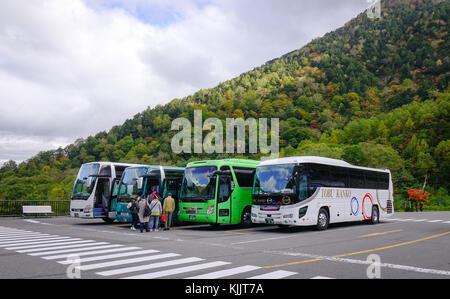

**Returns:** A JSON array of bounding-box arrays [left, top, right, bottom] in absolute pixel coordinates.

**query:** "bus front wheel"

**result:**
[[316, 208, 329, 231], [102, 217, 115, 224], [240, 207, 252, 227]]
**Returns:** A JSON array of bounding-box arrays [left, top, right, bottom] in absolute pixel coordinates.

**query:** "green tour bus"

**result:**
[[115, 165, 185, 224], [178, 159, 260, 226]]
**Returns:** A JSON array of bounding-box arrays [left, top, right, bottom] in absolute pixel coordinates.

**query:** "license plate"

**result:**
[[265, 218, 274, 224], [189, 215, 196, 221]]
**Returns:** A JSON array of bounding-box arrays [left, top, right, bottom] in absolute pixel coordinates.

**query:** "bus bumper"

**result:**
[[251, 205, 315, 226]]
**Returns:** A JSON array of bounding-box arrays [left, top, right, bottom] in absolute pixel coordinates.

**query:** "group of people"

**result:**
[[127, 192, 176, 233]]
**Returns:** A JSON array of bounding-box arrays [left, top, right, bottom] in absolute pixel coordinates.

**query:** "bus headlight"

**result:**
[[84, 205, 92, 213], [299, 206, 308, 219], [206, 205, 214, 215]]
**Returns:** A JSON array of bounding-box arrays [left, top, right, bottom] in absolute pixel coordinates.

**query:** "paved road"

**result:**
[[0, 212, 449, 279]]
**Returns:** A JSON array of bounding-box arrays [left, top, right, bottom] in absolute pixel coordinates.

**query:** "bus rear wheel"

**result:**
[[316, 208, 329, 231], [370, 206, 379, 224]]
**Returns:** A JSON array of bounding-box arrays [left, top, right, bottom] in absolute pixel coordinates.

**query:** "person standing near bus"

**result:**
[[163, 193, 175, 230], [149, 191, 162, 232], [127, 197, 140, 231], [138, 196, 150, 233]]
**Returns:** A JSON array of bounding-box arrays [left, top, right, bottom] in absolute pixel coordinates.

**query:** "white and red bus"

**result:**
[[251, 156, 394, 230]]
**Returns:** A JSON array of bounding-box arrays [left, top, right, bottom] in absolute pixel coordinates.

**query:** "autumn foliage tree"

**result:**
[[407, 189, 431, 212]]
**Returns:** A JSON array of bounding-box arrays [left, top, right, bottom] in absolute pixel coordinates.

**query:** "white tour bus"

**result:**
[[251, 156, 394, 230], [70, 162, 139, 223]]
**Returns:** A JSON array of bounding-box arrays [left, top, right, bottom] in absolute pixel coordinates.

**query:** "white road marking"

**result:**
[[28, 244, 124, 256], [0, 237, 72, 246], [96, 257, 202, 277], [266, 250, 450, 277], [123, 261, 231, 279], [186, 265, 261, 279], [247, 270, 297, 279], [42, 246, 142, 260], [427, 220, 443, 223], [0, 232, 42, 237], [0, 234, 54, 241], [58, 249, 159, 265], [77, 253, 183, 271], [231, 236, 293, 245], [311, 276, 335, 279], [16, 241, 103, 253], [5, 239, 84, 250]]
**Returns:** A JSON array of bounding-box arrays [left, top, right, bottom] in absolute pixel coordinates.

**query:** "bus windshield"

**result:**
[[180, 166, 217, 202], [72, 163, 100, 199], [118, 167, 148, 202], [253, 164, 296, 195]]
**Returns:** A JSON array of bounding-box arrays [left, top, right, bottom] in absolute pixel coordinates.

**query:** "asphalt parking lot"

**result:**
[[0, 212, 449, 279]]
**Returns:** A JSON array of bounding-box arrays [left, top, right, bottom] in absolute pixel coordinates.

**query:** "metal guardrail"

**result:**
[[0, 200, 70, 217]]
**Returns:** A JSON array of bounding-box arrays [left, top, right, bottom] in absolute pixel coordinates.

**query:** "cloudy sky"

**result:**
[[0, 0, 371, 164]]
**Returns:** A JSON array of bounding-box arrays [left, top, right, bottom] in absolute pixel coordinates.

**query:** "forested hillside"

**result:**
[[1, 0, 449, 210]]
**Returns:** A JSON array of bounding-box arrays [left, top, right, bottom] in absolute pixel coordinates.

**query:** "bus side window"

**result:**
[[377, 172, 389, 190], [349, 169, 365, 189]]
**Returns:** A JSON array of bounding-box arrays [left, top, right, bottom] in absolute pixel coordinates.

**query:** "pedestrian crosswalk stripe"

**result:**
[[28, 244, 124, 256], [58, 249, 159, 265], [0, 237, 72, 246], [42, 246, 142, 260], [96, 256, 202, 277], [78, 252, 181, 271], [5, 238, 84, 250], [123, 261, 231, 279], [186, 265, 261, 279], [247, 270, 297, 279], [0, 233, 46, 238], [17, 241, 103, 253], [0, 235, 57, 242]]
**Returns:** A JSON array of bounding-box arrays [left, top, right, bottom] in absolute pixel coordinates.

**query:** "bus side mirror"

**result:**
[[137, 177, 144, 190]]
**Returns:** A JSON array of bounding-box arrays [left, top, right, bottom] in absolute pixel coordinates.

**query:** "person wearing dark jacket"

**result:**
[[127, 197, 140, 231]]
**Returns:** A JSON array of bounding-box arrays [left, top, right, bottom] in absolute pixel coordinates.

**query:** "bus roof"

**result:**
[[81, 162, 142, 168], [186, 159, 260, 169], [123, 165, 185, 171], [258, 156, 390, 173]]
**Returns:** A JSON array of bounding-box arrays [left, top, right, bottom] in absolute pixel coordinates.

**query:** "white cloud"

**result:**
[[0, 0, 368, 163]]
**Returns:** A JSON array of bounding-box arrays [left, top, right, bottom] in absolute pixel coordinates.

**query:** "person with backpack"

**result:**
[[148, 191, 162, 232], [138, 196, 150, 233]]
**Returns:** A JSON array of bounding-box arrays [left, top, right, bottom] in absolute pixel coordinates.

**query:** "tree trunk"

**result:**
[[422, 174, 428, 191]]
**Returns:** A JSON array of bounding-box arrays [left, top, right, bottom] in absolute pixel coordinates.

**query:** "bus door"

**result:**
[[162, 177, 183, 223], [110, 179, 120, 214], [94, 178, 111, 216], [217, 166, 233, 224], [144, 178, 160, 197]]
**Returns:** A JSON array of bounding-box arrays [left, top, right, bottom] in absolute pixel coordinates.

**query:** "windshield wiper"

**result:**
[[181, 197, 209, 202], [72, 195, 88, 200]]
